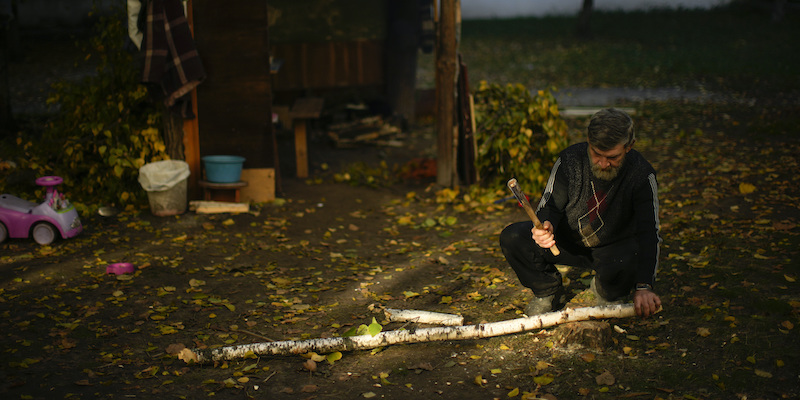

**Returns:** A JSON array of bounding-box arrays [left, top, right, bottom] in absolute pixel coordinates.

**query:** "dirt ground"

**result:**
[[2, 29, 800, 400]]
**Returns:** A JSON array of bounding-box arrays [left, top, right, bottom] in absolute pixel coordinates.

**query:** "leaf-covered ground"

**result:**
[[2, 96, 798, 399], [3, 7, 800, 400]]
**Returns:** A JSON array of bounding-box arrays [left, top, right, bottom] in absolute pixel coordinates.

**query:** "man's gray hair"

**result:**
[[587, 108, 635, 151]]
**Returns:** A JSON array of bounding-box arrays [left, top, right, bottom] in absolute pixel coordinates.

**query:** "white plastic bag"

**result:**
[[138, 160, 191, 192]]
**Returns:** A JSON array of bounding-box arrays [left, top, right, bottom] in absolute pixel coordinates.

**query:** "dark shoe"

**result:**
[[589, 277, 622, 306], [524, 288, 566, 316]]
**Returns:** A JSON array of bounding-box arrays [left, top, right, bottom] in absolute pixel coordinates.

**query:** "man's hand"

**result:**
[[633, 289, 661, 318], [531, 221, 556, 249]]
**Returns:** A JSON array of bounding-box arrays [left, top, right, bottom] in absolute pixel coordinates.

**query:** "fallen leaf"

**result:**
[[326, 351, 343, 364], [165, 343, 186, 355], [581, 353, 595, 362], [739, 182, 756, 194], [303, 359, 317, 372], [533, 373, 554, 385], [362, 392, 376, 398], [508, 387, 520, 397], [301, 384, 318, 393], [696, 327, 711, 337], [595, 370, 615, 386], [754, 369, 773, 378], [178, 348, 198, 364], [409, 362, 434, 371]]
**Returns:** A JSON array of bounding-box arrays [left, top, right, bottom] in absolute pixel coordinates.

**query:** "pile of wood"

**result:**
[[327, 116, 403, 148]]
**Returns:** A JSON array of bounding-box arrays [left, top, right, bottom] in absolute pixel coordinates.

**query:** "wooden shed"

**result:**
[[181, 0, 457, 201]]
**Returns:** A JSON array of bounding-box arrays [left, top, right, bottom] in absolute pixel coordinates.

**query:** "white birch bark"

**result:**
[[182, 304, 641, 364], [384, 308, 464, 326]]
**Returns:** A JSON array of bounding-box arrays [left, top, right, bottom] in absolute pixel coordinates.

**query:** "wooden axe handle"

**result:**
[[507, 178, 560, 256]]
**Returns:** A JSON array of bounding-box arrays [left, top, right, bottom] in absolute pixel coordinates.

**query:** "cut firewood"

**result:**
[[384, 308, 464, 326], [180, 303, 650, 364]]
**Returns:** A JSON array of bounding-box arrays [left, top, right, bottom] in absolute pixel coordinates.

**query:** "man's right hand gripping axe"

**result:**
[[507, 178, 561, 256]]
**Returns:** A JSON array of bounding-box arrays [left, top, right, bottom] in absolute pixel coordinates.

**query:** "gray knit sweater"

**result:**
[[535, 142, 662, 286]]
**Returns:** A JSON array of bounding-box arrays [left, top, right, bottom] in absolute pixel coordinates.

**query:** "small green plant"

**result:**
[[473, 81, 568, 194], [3, 7, 167, 212]]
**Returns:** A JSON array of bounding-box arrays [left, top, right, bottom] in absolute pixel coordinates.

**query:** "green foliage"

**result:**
[[4, 9, 167, 212], [341, 317, 383, 337], [473, 81, 568, 194]]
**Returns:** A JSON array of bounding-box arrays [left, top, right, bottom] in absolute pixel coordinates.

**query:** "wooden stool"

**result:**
[[198, 180, 248, 202]]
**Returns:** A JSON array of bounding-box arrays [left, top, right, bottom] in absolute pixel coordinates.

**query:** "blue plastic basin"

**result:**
[[202, 155, 245, 183]]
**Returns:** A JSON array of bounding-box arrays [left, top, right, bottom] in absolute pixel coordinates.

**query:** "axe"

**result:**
[[507, 178, 561, 256]]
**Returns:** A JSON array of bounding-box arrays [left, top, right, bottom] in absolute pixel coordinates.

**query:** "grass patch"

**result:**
[[419, 7, 800, 92]]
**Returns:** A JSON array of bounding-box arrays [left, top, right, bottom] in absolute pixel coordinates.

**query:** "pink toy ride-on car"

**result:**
[[0, 176, 83, 245]]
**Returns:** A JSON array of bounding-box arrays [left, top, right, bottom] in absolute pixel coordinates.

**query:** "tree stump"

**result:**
[[553, 320, 613, 351], [553, 287, 616, 351]]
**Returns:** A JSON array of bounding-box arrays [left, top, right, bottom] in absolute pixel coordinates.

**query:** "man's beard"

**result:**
[[591, 158, 624, 180]]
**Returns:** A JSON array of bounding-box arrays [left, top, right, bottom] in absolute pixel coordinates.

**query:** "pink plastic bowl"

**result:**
[[106, 263, 135, 275]]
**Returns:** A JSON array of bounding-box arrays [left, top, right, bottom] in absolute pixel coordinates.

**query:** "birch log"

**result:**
[[384, 308, 464, 326], [181, 304, 643, 364]]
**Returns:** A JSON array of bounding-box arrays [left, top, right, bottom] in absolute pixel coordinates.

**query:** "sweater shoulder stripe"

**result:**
[[537, 157, 562, 212]]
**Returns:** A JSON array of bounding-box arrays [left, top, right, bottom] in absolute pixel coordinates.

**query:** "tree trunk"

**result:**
[[181, 304, 641, 364], [162, 106, 185, 160], [577, 0, 594, 39]]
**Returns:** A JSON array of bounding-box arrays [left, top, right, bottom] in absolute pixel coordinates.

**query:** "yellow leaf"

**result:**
[[784, 275, 796, 283], [508, 387, 520, 397], [490, 368, 502, 374], [535, 361, 549, 371], [474, 375, 484, 386], [754, 369, 773, 378], [747, 356, 756, 364], [533, 373, 554, 385], [738, 182, 756, 194], [326, 351, 342, 364], [222, 219, 235, 226]]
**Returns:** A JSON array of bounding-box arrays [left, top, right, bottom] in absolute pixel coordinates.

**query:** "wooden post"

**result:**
[[182, 0, 201, 199], [435, 0, 458, 187]]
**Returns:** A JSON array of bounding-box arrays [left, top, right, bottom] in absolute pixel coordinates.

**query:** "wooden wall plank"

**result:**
[[192, 0, 274, 172]]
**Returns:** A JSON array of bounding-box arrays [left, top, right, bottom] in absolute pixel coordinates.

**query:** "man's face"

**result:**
[[588, 143, 630, 180]]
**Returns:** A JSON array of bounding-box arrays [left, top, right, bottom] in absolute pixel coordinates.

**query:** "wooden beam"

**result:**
[[182, 0, 201, 199], [435, 0, 458, 187]]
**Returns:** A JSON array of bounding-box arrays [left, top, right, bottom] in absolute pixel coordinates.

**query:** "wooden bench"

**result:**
[[289, 97, 324, 178]]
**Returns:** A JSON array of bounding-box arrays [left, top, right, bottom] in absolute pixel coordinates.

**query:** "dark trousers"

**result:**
[[499, 221, 638, 300]]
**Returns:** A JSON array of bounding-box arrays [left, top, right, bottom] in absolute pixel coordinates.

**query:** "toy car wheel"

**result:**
[[32, 222, 57, 245], [0, 222, 7, 244]]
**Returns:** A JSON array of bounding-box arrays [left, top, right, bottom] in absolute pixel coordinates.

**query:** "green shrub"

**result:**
[[473, 82, 568, 194], [2, 9, 167, 213]]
